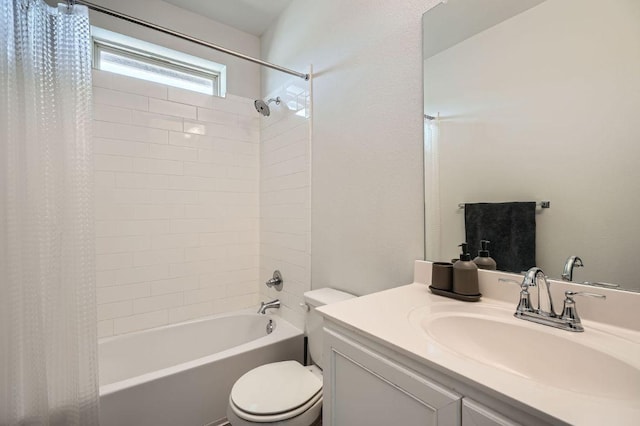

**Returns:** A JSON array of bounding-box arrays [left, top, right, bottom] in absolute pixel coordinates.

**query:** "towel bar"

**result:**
[[458, 201, 550, 209]]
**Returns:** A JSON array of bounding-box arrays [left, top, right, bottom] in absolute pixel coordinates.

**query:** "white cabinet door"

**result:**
[[462, 398, 521, 426], [324, 328, 461, 426]]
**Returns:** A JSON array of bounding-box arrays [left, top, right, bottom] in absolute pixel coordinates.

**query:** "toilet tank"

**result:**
[[304, 288, 355, 369]]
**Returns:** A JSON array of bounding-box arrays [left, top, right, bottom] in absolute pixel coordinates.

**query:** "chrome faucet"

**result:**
[[257, 299, 280, 315], [562, 256, 583, 281], [524, 267, 556, 317], [500, 267, 605, 332]]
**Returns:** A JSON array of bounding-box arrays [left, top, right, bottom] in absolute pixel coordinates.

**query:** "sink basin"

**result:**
[[409, 306, 640, 401]]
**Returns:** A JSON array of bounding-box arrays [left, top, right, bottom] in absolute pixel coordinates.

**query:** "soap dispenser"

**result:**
[[473, 240, 497, 270], [453, 243, 479, 295]]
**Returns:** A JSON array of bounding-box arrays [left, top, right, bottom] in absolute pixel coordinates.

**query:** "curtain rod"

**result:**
[[73, 0, 310, 81]]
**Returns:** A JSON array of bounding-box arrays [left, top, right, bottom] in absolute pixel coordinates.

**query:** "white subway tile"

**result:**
[[113, 188, 166, 204], [226, 281, 257, 297], [212, 294, 255, 314], [95, 171, 116, 187], [113, 310, 168, 335], [261, 204, 307, 219], [96, 235, 150, 254], [96, 252, 133, 271], [132, 204, 184, 220], [94, 138, 150, 158], [108, 73, 168, 99], [92, 69, 111, 88], [148, 144, 198, 162], [115, 172, 169, 189], [130, 110, 184, 131], [164, 190, 199, 204], [214, 139, 258, 156], [115, 264, 169, 285], [261, 171, 308, 192], [95, 154, 132, 172], [168, 302, 213, 323], [94, 121, 168, 145], [97, 283, 150, 304], [96, 270, 116, 287], [262, 119, 308, 147], [132, 158, 183, 175], [93, 87, 148, 111], [149, 98, 197, 119], [195, 108, 238, 126], [96, 220, 168, 237], [133, 293, 183, 314], [98, 300, 133, 320], [134, 248, 184, 267], [150, 276, 199, 295], [228, 166, 258, 181], [261, 217, 308, 234], [168, 87, 218, 109], [94, 201, 136, 221], [261, 231, 308, 252], [151, 233, 199, 249], [197, 149, 234, 165], [260, 188, 308, 205], [183, 162, 227, 178], [169, 219, 209, 234], [169, 175, 216, 191], [183, 287, 218, 305], [184, 246, 227, 262], [262, 140, 307, 166], [97, 320, 114, 338], [261, 155, 307, 180], [169, 131, 215, 150], [169, 260, 220, 277], [93, 104, 133, 124], [216, 178, 257, 193]]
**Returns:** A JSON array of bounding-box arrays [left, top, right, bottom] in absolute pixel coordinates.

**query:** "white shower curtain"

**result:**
[[0, 1, 99, 425], [424, 116, 441, 261]]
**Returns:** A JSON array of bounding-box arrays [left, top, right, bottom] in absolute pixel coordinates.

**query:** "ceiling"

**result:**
[[163, 0, 293, 36]]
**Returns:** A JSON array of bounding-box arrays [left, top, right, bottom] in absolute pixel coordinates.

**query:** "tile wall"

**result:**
[[92, 70, 261, 337], [259, 79, 312, 330]]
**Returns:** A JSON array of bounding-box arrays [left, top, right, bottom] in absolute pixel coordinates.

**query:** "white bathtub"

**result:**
[[99, 312, 303, 426]]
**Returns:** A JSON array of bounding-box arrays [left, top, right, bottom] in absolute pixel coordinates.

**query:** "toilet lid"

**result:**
[[231, 361, 322, 415]]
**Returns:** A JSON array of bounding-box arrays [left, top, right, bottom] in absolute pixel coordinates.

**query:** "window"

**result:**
[[92, 27, 226, 96]]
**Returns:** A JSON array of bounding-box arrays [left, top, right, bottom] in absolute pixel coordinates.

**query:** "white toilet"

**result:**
[[227, 288, 355, 426]]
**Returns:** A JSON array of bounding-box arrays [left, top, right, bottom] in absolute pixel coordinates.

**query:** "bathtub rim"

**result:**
[[99, 310, 302, 396]]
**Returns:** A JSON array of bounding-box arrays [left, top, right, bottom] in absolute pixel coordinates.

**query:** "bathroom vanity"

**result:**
[[318, 261, 640, 426]]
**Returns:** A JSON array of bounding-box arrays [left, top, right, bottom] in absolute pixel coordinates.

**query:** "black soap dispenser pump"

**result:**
[[473, 240, 497, 270], [453, 243, 479, 295]]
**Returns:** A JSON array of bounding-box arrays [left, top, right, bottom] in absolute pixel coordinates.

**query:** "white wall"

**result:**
[[259, 78, 311, 330], [424, 0, 640, 288], [89, 0, 261, 99], [261, 0, 440, 296], [93, 70, 260, 337]]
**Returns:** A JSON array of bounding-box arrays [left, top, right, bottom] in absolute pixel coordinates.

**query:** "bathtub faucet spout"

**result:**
[[257, 299, 280, 314]]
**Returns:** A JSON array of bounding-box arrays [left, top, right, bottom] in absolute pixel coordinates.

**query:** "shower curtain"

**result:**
[[0, 1, 99, 425]]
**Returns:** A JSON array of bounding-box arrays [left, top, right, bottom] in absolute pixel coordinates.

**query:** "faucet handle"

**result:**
[[499, 278, 534, 313], [498, 277, 536, 288], [560, 291, 606, 330], [564, 290, 606, 300]]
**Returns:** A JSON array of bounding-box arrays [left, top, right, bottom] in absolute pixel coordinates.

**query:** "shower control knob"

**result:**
[[265, 270, 283, 291]]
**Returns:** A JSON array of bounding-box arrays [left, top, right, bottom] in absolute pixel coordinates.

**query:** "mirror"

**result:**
[[423, 0, 640, 291]]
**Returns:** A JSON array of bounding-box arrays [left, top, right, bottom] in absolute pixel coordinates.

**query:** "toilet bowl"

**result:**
[[226, 288, 355, 425]]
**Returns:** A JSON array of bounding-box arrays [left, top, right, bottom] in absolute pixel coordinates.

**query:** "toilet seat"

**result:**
[[229, 361, 323, 423]]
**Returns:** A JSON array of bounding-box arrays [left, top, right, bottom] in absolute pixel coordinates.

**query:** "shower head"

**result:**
[[254, 97, 281, 117]]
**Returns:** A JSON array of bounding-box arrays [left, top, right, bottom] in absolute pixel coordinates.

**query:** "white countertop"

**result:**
[[318, 282, 640, 426]]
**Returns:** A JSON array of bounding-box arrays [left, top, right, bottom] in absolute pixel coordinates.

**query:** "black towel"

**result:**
[[464, 202, 536, 273]]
